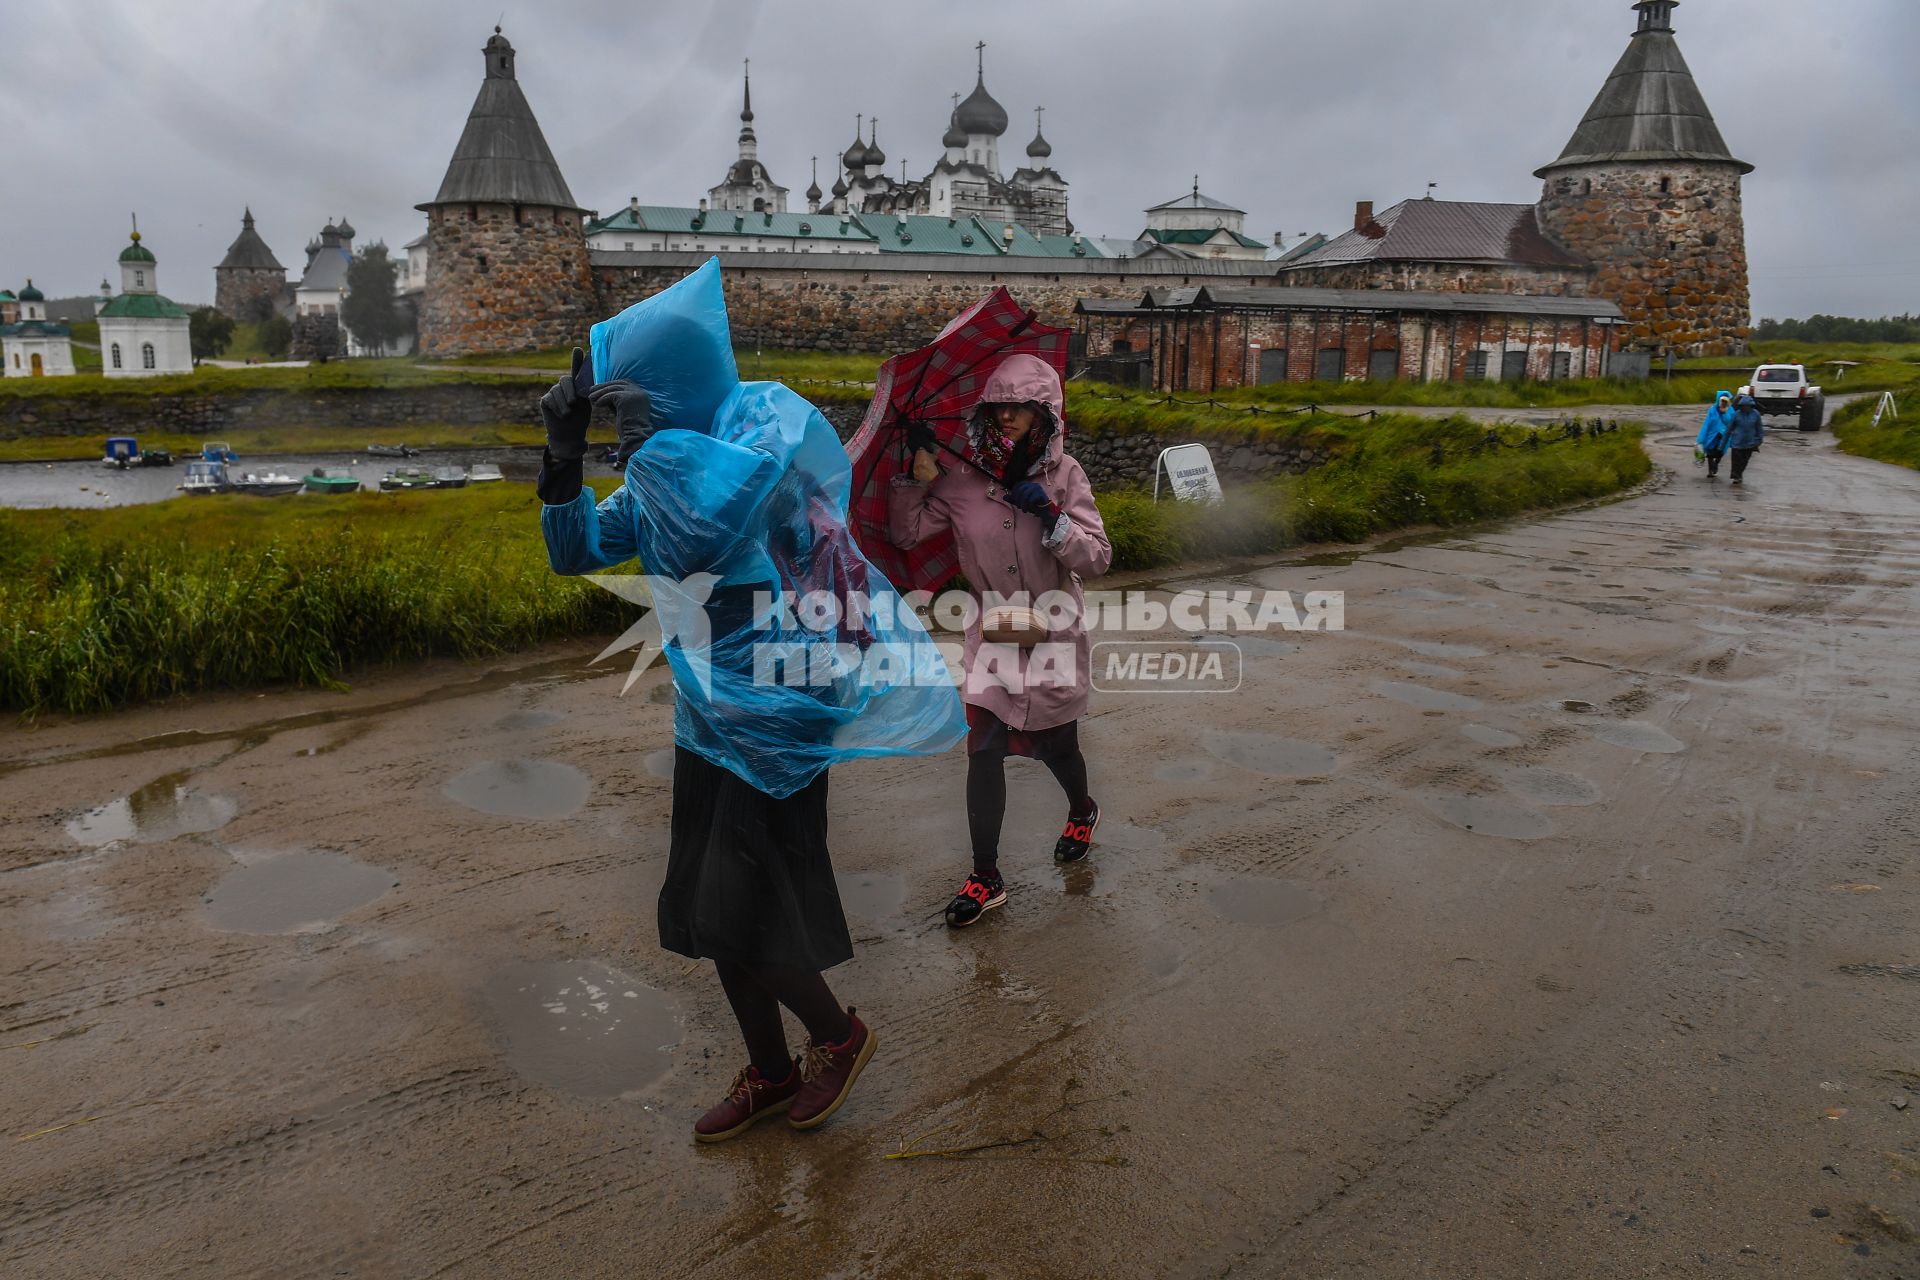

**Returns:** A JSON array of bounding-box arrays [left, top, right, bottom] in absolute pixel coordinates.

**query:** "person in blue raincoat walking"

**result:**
[[1725, 393, 1766, 486], [534, 261, 964, 1144], [1696, 390, 1734, 479]]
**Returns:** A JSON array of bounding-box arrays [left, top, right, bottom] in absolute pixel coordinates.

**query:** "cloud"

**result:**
[[2, 0, 1910, 320]]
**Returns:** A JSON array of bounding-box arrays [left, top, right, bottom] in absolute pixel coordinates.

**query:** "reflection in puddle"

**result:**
[[1499, 766, 1603, 807], [1422, 796, 1559, 840], [1371, 681, 1483, 712], [642, 748, 677, 780], [66, 772, 239, 847], [1587, 720, 1685, 754], [205, 851, 394, 933], [647, 682, 677, 706], [1460, 723, 1523, 749], [1202, 731, 1337, 778], [299, 721, 375, 758], [837, 871, 907, 920], [488, 960, 678, 1098], [1207, 877, 1323, 926], [443, 759, 591, 819]]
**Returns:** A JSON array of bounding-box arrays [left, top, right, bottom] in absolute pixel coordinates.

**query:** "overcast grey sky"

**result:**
[[3, 1, 1914, 320]]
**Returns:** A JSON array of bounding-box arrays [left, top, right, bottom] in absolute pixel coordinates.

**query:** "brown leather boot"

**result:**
[[788, 1010, 877, 1130], [694, 1059, 802, 1143]]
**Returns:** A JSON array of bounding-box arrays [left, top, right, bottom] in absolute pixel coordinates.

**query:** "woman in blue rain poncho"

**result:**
[[536, 261, 963, 1142], [1696, 390, 1734, 479]]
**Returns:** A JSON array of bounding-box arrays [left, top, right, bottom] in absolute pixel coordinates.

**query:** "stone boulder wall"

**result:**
[[0, 383, 543, 441]]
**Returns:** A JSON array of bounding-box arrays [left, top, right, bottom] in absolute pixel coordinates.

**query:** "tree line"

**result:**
[[1755, 314, 1920, 344]]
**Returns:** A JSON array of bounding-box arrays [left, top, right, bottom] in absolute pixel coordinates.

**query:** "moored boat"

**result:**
[[431, 466, 468, 489], [179, 460, 233, 495], [380, 465, 438, 491], [304, 467, 361, 495], [230, 470, 303, 497], [102, 437, 174, 468], [201, 441, 238, 463], [467, 463, 504, 484]]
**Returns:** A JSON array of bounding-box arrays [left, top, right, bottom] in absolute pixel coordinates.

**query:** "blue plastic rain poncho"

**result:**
[[1727, 394, 1766, 450], [541, 259, 965, 797], [1697, 390, 1734, 453]]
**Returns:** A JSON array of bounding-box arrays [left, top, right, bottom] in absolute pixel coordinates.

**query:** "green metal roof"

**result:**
[[118, 239, 157, 263], [98, 292, 189, 319], [1144, 227, 1267, 250], [17, 281, 44, 301], [587, 205, 878, 244], [0, 319, 70, 338]]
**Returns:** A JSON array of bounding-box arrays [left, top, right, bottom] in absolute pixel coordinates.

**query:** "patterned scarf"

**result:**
[[968, 403, 1057, 480]]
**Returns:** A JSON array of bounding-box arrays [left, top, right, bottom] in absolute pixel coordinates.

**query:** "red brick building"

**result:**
[[1075, 286, 1625, 392]]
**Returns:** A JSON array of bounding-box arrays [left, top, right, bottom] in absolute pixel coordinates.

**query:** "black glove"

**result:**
[[588, 380, 656, 467], [539, 347, 593, 461], [904, 419, 938, 457], [1007, 480, 1060, 521]]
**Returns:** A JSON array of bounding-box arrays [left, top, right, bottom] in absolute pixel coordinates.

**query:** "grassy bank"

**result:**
[[0, 358, 545, 400], [0, 423, 547, 463], [0, 402, 1649, 716], [1830, 393, 1918, 471]]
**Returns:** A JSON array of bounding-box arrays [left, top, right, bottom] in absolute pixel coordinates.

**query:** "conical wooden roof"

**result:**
[[419, 30, 583, 211]]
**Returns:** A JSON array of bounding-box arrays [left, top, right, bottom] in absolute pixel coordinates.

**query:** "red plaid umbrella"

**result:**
[[844, 287, 1071, 593]]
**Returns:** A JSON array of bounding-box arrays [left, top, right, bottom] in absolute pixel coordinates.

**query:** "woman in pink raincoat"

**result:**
[[889, 353, 1112, 926]]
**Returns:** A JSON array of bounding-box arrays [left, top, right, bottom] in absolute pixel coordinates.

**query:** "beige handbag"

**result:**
[[980, 604, 1052, 648]]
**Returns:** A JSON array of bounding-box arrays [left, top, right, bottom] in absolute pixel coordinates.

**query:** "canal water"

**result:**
[[0, 446, 566, 509]]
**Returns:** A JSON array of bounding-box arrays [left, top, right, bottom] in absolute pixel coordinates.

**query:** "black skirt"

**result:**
[[658, 746, 852, 972]]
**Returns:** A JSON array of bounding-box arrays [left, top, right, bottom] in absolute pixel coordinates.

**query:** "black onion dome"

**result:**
[[956, 75, 1007, 136], [1026, 127, 1051, 159], [863, 123, 885, 168], [943, 112, 967, 150]]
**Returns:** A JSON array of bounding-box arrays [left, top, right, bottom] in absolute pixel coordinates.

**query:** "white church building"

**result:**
[[1, 280, 76, 378], [98, 225, 193, 378]]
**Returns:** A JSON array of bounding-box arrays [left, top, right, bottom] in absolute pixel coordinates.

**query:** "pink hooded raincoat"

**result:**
[[888, 354, 1112, 731]]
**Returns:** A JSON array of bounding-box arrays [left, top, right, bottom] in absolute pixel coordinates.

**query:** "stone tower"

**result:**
[[416, 28, 595, 357], [1535, 0, 1752, 356], [214, 208, 287, 323]]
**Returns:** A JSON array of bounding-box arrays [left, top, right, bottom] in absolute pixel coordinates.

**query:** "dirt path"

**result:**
[[4, 421, 1918, 1278]]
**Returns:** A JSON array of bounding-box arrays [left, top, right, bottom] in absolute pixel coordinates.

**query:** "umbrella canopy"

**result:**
[[844, 287, 1071, 592]]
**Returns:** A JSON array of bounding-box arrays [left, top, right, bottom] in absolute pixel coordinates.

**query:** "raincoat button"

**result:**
[[1003, 518, 1014, 529], [1005, 564, 1017, 575]]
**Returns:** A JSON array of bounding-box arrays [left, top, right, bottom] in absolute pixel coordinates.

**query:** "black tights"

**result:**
[[714, 959, 852, 1079], [968, 747, 1092, 872]]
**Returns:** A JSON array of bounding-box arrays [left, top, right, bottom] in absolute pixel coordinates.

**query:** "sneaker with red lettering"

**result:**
[[788, 1009, 877, 1130], [944, 869, 1007, 928], [1053, 801, 1101, 864], [693, 1058, 802, 1143]]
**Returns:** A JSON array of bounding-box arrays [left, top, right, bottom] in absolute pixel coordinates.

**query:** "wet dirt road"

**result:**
[[4, 413, 1919, 1278]]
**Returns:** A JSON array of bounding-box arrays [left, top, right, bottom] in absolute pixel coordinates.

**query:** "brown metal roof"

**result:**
[[1077, 285, 1623, 322], [1280, 200, 1587, 271]]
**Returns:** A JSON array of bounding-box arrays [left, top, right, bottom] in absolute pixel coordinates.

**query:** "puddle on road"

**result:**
[[1559, 700, 1598, 714], [1398, 660, 1465, 680], [1499, 766, 1603, 807], [647, 682, 677, 706], [488, 960, 679, 1098], [642, 748, 677, 780], [66, 772, 239, 847], [1586, 720, 1686, 753], [204, 851, 394, 933], [837, 871, 907, 920], [1155, 758, 1216, 784], [1207, 877, 1324, 926], [443, 760, 591, 819], [1202, 731, 1337, 778], [496, 708, 567, 731], [1422, 796, 1559, 840], [1372, 681, 1484, 712], [1460, 723, 1523, 749]]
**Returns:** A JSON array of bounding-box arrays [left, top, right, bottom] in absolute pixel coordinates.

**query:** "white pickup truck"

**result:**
[[1738, 363, 1826, 431]]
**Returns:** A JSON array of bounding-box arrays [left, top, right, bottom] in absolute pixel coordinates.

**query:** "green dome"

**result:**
[[17, 280, 44, 302], [119, 234, 157, 263]]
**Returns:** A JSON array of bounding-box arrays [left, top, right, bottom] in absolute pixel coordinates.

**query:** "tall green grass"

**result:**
[[0, 408, 1650, 716], [0, 358, 544, 401], [1831, 392, 1919, 471]]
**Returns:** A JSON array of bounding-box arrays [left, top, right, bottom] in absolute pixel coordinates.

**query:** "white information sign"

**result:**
[[1153, 444, 1224, 505]]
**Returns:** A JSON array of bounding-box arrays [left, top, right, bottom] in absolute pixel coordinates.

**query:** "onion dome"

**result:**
[[806, 158, 823, 205], [18, 278, 44, 302], [863, 121, 885, 169], [831, 174, 849, 198], [956, 45, 1008, 137], [336, 217, 356, 240], [1027, 127, 1051, 159], [843, 115, 869, 172], [943, 111, 967, 150], [119, 229, 156, 263]]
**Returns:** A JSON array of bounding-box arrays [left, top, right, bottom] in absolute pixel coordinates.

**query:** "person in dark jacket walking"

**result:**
[[1726, 393, 1766, 486]]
